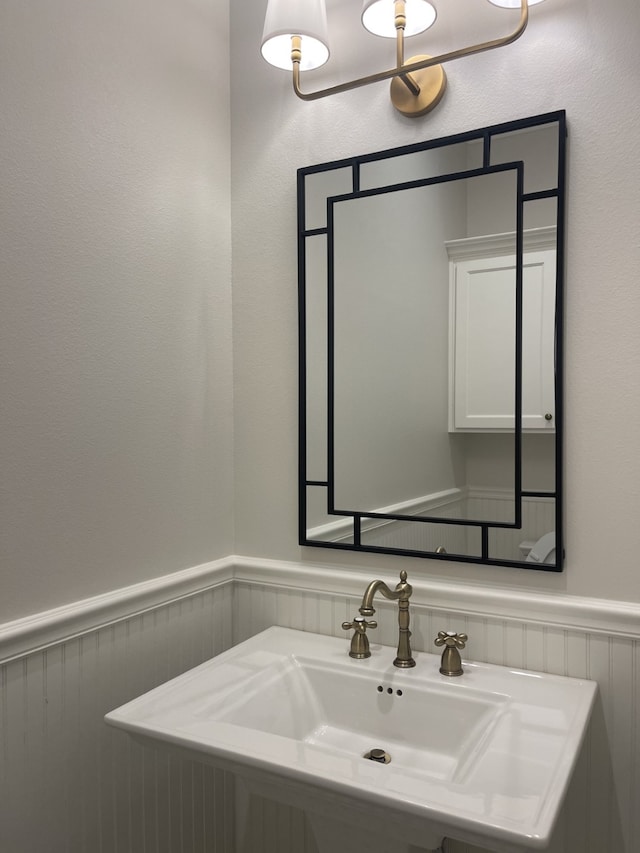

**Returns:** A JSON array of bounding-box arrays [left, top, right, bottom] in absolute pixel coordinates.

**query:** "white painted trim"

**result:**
[[308, 487, 551, 547], [2, 553, 640, 663], [445, 226, 557, 261], [233, 556, 640, 640], [0, 557, 234, 664], [306, 487, 464, 541], [466, 486, 554, 503]]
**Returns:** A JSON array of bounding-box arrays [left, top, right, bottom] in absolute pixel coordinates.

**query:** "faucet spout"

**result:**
[[359, 579, 396, 617], [358, 570, 415, 668]]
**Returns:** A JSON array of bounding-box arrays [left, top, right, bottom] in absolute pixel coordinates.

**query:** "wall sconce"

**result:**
[[261, 0, 544, 117]]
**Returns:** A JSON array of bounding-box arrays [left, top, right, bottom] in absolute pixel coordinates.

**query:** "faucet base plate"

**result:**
[[394, 657, 416, 668], [439, 667, 463, 677]]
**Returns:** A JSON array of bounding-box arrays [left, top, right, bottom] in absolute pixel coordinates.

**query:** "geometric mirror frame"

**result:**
[[298, 111, 566, 571]]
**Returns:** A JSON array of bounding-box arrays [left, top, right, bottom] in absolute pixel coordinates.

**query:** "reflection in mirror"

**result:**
[[299, 113, 566, 570], [359, 140, 484, 191], [332, 171, 518, 524]]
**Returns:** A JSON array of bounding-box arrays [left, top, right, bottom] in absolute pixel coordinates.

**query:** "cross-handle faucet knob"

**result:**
[[434, 630, 468, 677], [342, 615, 377, 659]]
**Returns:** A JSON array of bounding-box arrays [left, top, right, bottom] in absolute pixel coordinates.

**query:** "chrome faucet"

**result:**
[[343, 570, 415, 668]]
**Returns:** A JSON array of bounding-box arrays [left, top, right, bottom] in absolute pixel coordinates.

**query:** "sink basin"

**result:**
[[105, 626, 597, 853], [205, 652, 505, 784]]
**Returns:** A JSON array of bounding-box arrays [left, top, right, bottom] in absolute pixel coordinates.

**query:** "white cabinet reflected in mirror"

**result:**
[[299, 112, 566, 570]]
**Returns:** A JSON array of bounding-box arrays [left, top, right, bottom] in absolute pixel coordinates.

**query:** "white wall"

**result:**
[[3, 0, 637, 620], [0, 0, 234, 621], [231, 0, 640, 601]]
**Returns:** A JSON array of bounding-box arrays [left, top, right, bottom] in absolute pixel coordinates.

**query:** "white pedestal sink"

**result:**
[[306, 813, 439, 853], [105, 626, 596, 853]]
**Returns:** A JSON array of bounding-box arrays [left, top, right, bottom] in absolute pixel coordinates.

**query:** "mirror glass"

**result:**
[[299, 113, 566, 570]]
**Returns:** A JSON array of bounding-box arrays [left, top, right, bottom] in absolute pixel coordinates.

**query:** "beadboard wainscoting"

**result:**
[[1, 556, 639, 853], [0, 566, 236, 853]]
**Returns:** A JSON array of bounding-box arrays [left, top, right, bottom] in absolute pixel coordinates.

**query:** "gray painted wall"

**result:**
[[0, 0, 234, 621], [231, 0, 640, 601]]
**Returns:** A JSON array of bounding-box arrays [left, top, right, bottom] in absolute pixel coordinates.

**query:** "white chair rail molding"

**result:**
[[2, 556, 640, 853]]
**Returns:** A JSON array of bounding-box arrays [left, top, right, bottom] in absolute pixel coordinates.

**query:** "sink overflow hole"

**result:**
[[377, 685, 403, 696], [364, 748, 391, 764]]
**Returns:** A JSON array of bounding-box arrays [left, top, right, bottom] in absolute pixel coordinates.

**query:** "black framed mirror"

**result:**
[[298, 111, 566, 571]]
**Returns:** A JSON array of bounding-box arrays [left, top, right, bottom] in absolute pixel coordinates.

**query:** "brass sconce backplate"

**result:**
[[389, 55, 447, 116]]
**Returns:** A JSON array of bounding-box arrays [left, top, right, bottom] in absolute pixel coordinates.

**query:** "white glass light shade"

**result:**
[[261, 0, 330, 71], [486, 0, 545, 7], [361, 0, 436, 38]]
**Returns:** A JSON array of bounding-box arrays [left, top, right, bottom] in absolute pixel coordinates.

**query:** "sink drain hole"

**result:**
[[364, 748, 391, 764]]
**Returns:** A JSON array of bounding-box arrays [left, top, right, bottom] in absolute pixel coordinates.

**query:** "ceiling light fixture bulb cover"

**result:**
[[486, 0, 545, 7], [261, 0, 330, 71], [361, 0, 437, 38]]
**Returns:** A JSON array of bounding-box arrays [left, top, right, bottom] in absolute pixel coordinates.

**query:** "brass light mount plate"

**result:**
[[390, 55, 447, 117]]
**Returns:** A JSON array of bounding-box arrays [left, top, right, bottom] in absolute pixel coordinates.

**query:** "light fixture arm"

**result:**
[[395, 1, 422, 97], [291, 0, 528, 103]]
